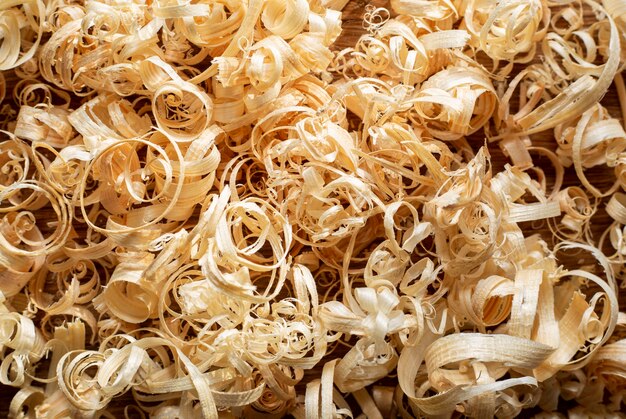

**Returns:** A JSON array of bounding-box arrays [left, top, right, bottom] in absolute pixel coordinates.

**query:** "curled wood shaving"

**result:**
[[0, 0, 626, 418]]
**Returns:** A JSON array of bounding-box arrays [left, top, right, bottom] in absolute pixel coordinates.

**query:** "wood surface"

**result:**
[[1, 0, 625, 417]]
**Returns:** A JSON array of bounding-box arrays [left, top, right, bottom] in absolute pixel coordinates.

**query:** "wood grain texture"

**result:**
[[1, 0, 624, 417]]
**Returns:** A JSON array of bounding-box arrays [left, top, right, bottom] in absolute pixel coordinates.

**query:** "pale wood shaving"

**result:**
[[0, 0, 625, 418]]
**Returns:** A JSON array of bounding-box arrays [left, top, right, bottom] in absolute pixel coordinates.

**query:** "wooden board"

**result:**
[[1, 0, 624, 417]]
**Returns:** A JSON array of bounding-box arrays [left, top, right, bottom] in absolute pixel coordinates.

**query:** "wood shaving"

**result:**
[[1, 0, 626, 417]]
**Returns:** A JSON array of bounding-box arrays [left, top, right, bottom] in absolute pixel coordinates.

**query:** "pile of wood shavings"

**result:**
[[1, 0, 626, 417]]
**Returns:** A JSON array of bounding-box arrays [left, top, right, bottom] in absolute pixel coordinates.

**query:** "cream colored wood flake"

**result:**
[[0, 0, 625, 418]]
